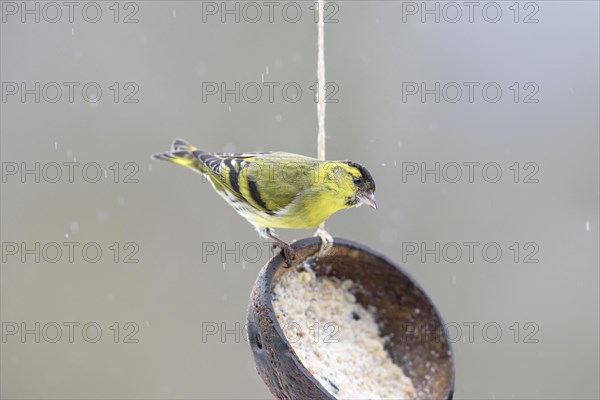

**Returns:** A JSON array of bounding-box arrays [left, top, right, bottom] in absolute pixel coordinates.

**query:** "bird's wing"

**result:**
[[190, 150, 259, 204], [197, 151, 318, 216], [240, 153, 319, 215]]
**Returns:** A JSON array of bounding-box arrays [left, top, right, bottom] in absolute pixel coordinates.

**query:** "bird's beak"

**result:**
[[358, 191, 377, 210]]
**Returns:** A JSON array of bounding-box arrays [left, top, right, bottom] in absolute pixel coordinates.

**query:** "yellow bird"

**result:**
[[152, 139, 377, 263]]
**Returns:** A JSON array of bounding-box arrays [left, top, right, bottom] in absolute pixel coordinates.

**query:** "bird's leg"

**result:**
[[314, 226, 334, 258], [297, 227, 333, 271], [260, 228, 295, 267]]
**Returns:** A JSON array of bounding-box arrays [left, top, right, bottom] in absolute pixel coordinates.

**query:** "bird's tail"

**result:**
[[151, 139, 210, 174]]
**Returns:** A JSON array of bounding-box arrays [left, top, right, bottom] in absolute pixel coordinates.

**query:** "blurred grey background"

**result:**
[[1, 1, 598, 399]]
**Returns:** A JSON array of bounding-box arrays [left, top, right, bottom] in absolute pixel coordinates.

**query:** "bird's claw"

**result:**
[[273, 242, 295, 267], [315, 227, 334, 257]]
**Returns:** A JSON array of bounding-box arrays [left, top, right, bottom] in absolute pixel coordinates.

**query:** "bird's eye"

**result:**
[[353, 177, 362, 185]]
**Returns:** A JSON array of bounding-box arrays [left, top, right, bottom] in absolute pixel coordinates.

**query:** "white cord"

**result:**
[[315, 0, 333, 254], [317, 0, 326, 166]]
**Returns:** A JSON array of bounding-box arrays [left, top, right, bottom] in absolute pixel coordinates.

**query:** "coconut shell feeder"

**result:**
[[247, 237, 455, 399]]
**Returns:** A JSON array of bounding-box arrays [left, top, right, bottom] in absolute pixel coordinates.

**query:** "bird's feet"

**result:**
[[262, 228, 295, 267], [315, 226, 334, 257], [271, 241, 295, 267]]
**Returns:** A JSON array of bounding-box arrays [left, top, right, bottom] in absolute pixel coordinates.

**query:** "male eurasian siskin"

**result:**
[[152, 139, 376, 263]]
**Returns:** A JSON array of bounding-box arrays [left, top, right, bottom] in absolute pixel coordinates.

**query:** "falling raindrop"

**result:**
[[54, 142, 58, 150], [172, 9, 177, 18], [585, 220, 590, 232], [69, 221, 80, 233], [275, 114, 282, 122]]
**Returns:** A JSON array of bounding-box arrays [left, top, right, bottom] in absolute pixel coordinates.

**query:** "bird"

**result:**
[[151, 139, 377, 264]]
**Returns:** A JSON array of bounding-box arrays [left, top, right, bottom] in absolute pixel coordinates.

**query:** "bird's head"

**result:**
[[325, 161, 377, 210]]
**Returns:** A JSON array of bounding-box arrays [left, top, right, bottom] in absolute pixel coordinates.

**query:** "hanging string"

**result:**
[[315, 0, 333, 253], [317, 0, 326, 166]]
